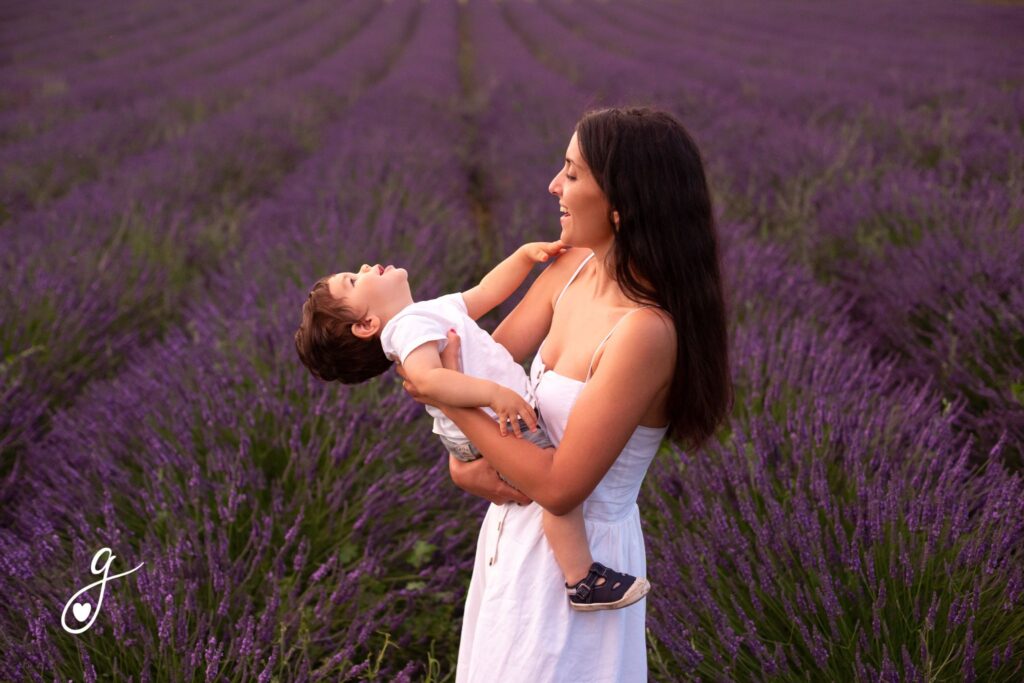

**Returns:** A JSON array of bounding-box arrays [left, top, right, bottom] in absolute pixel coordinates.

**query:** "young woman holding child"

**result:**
[[396, 106, 732, 682]]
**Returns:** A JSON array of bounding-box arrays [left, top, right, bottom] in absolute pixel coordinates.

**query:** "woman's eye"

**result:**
[[567, 175, 577, 181], [350, 277, 357, 286]]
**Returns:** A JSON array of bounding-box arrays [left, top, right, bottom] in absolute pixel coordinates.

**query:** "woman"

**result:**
[[398, 106, 731, 682]]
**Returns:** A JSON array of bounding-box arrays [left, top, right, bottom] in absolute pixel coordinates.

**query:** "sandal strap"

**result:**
[[570, 562, 638, 605], [570, 563, 611, 603]]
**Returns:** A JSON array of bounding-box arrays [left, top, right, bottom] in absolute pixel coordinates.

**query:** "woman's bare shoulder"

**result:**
[[550, 246, 592, 275], [542, 247, 592, 304], [611, 306, 676, 369], [637, 305, 675, 337]]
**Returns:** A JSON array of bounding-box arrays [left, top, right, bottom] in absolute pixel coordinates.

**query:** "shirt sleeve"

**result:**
[[383, 314, 449, 365]]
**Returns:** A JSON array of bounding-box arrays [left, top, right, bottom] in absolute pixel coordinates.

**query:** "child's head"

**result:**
[[294, 264, 411, 384]]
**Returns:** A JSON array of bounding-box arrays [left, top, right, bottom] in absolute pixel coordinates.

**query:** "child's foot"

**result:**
[[565, 562, 651, 611]]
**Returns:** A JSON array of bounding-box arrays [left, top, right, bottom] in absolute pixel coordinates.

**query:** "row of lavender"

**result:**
[[477, 0, 1023, 679], [1, 0, 376, 209], [1, 0, 1021, 680], [2, 0, 495, 679], [0, 0, 399, 468]]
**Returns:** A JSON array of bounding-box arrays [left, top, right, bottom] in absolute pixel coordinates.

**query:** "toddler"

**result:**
[[294, 241, 651, 611]]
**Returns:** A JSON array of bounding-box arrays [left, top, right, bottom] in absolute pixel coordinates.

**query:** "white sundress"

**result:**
[[456, 252, 670, 683]]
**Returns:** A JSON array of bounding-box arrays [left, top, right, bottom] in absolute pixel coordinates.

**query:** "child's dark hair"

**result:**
[[294, 276, 393, 384]]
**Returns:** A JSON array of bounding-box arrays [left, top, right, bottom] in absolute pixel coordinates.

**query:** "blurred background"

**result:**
[[1, 0, 1022, 680]]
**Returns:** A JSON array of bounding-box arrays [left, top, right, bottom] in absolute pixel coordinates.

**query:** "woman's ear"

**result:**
[[611, 209, 620, 231], [351, 316, 381, 339]]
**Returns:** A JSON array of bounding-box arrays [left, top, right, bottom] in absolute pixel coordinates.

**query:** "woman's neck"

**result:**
[[585, 242, 626, 302], [587, 241, 657, 306]]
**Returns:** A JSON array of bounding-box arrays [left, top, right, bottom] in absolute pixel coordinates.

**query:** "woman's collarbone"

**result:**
[[545, 305, 647, 378]]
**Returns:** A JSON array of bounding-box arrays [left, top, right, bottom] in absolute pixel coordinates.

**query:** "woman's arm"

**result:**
[[448, 453, 531, 506], [403, 347, 536, 429], [490, 247, 590, 363], [396, 332, 532, 506], [443, 310, 675, 515]]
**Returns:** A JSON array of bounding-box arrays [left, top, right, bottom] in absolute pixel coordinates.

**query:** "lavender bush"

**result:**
[[1, 0, 1021, 680]]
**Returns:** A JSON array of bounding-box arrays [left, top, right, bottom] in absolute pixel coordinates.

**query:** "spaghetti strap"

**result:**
[[584, 306, 655, 382], [538, 252, 594, 359], [554, 251, 595, 310]]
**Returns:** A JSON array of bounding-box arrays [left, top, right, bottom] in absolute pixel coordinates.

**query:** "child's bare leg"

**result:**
[[542, 505, 600, 586]]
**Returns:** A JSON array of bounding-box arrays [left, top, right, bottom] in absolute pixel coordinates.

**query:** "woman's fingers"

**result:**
[[440, 329, 462, 371], [448, 453, 533, 506], [450, 455, 516, 504], [498, 479, 532, 505]]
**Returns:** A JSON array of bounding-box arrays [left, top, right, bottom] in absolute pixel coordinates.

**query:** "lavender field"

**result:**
[[1, 0, 1022, 680]]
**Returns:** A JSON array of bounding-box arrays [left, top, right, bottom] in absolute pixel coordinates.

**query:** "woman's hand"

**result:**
[[438, 329, 462, 371], [449, 453, 532, 506], [394, 364, 442, 408], [395, 329, 463, 406]]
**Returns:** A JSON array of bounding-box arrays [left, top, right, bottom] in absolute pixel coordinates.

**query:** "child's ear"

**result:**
[[351, 315, 382, 340]]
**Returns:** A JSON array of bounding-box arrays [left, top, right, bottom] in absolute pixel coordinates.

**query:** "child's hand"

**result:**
[[520, 240, 570, 264], [488, 386, 539, 438]]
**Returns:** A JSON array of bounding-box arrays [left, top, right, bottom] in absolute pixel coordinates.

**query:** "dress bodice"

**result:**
[[526, 250, 669, 522], [529, 341, 667, 522]]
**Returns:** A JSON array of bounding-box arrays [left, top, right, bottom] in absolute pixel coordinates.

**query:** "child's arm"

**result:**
[[400, 342, 538, 434], [461, 240, 570, 321]]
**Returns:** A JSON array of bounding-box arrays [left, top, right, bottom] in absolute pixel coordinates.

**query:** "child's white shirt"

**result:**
[[379, 292, 534, 440]]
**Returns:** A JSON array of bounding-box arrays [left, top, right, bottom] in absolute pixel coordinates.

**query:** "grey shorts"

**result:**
[[439, 417, 554, 489]]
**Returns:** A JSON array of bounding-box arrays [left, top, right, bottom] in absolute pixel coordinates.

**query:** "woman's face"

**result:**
[[548, 131, 615, 249]]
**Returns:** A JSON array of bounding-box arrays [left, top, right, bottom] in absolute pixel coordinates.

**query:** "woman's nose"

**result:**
[[360, 264, 369, 273]]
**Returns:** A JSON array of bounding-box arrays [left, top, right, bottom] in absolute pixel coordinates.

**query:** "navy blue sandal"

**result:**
[[566, 562, 651, 612]]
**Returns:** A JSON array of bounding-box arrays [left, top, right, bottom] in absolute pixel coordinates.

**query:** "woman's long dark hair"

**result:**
[[576, 106, 732, 451]]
